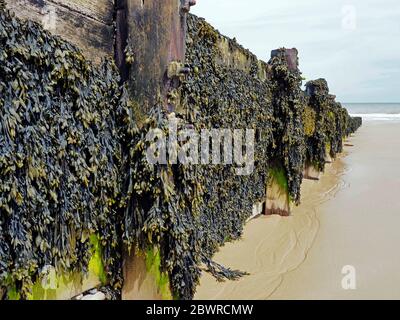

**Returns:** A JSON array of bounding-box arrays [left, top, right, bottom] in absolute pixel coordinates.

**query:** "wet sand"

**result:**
[[195, 121, 400, 300]]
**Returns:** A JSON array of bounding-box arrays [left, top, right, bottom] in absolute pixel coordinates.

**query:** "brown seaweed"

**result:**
[[0, 8, 361, 301]]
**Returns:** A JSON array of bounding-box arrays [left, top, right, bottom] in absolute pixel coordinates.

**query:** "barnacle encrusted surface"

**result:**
[[0, 9, 125, 298]]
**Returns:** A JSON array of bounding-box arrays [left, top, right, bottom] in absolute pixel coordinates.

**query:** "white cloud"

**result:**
[[192, 0, 400, 102]]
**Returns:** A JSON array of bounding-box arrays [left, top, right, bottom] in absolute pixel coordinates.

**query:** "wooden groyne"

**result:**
[[0, 0, 361, 300]]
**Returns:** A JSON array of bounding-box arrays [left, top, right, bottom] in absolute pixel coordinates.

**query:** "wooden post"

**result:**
[[120, 0, 195, 300], [271, 48, 299, 71], [5, 0, 196, 300], [122, 0, 195, 120]]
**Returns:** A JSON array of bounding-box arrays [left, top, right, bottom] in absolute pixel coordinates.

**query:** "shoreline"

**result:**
[[270, 121, 400, 299], [195, 120, 400, 300], [195, 149, 350, 300]]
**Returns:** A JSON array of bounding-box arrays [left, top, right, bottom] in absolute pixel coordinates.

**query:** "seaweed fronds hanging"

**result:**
[[0, 9, 125, 298], [0, 8, 362, 301]]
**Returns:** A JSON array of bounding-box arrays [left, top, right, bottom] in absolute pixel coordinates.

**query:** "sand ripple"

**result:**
[[195, 158, 347, 300]]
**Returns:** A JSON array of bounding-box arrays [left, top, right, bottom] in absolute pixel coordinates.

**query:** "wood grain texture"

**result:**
[[48, 0, 114, 23], [5, 0, 114, 64], [126, 0, 187, 117]]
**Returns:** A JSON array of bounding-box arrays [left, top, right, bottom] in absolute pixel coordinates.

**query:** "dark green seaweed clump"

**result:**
[[304, 79, 337, 171], [347, 116, 362, 136], [121, 112, 205, 300], [120, 15, 273, 300], [0, 9, 125, 297]]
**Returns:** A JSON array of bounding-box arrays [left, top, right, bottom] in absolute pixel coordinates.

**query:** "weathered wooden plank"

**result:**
[[214, 36, 268, 81], [48, 0, 114, 24], [265, 178, 291, 216], [115, 0, 129, 81], [5, 0, 114, 64], [125, 0, 196, 118], [122, 249, 172, 300], [118, 1, 197, 299]]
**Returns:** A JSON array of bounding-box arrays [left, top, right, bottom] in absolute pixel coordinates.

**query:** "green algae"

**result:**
[[326, 142, 332, 157], [7, 285, 20, 300], [268, 166, 293, 205], [4, 234, 107, 300], [144, 247, 172, 300], [269, 167, 289, 194], [89, 235, 107, 285]]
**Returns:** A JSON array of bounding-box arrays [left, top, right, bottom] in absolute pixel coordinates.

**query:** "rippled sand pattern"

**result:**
[[195, 154, 348, 300], [197, 122, 400, 299]]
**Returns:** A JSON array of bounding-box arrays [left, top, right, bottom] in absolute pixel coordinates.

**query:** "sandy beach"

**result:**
[[195, 121, 400, 300]]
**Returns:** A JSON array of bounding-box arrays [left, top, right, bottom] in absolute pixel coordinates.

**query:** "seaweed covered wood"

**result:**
[[183, 15, 274, 249], [4, 0, 114, 64], [120, 15, 273, 300], [347, 116, 362, 136], [267, 48, 306, 204], [0, 4, 363, 301], [120, 112, 205, 300], [183, 13, 275, 282], [87, 14, 363, 301], [304, 79, 362, 172], [0, 8, 126, 298]]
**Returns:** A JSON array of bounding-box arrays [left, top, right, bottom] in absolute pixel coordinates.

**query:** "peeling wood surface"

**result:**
[[5, 0, 113, 64], [115, 0, 129, 82]]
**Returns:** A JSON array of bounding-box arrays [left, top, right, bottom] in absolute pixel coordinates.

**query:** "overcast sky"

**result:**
[[192, 0, 400, 103]]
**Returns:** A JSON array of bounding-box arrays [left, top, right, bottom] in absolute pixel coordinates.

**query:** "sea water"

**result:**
[[344, 103, 400, 122]]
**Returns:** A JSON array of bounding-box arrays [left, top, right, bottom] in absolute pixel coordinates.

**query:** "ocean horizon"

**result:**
[[343, 103, 400, 121]]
